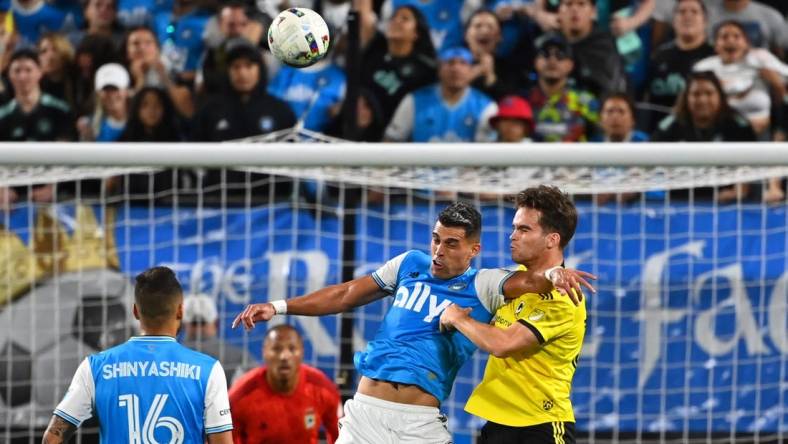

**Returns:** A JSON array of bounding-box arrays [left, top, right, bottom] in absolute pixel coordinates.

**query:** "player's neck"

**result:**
[[521, 251, 563, 272], [266, 369, 299, 394], [138, 321, 179, 338]]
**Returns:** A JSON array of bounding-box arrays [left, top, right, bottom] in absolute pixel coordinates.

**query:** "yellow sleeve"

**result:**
[[514, 298, 575, 344]]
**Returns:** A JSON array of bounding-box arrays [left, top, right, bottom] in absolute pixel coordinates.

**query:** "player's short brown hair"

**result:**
[[134, 266, 183, 322], [515, 186, 577, 249]]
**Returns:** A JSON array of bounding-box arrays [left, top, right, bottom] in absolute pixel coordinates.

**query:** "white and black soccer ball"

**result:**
[[267, 8, 330, 67], [0, 269, 134, 428]]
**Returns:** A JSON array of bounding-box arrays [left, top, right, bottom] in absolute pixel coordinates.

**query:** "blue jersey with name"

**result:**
[[267, 63, 346, 132], [154, 9, 210, 74], [363, 250, 509, 401], [411, 85, 494, 142], [54, 336, 233, 443], [389, 0, 463, 51]]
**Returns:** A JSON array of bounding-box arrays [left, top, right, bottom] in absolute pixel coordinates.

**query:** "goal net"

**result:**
[[0, 137, 786, 444]]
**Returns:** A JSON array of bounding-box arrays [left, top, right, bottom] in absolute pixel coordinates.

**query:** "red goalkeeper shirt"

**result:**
[[229, 365, 341, 444]]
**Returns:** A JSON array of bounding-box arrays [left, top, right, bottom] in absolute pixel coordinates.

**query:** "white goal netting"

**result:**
[[0, 138, 785, 444]]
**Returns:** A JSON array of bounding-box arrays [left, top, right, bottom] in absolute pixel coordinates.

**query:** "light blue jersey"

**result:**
[[153, 9, 210, 74], [384, 85, 497, 142], [95, 117, 126, 142], [267, 62, 346, 133], [388, 0, 465, 51], [362, 250, 510, 401], [0, 0, 66, 48], [54, 336, 233, 443], [117, 0, 173, 27]]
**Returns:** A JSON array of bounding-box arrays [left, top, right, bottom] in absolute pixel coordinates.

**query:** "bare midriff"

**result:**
[[357, 376, 440, 407]]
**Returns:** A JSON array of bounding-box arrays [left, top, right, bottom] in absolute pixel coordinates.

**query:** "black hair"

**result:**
[[265, 324, 303, 344], [601, 92, 636, 117], [9, 48, 40, 67], [438, 202, 482, 241], [120, 86, 182, 142], [515, 186, 577, 249], [675, 70, 734, 125], [134, 266, 183, 322], [391, 5, 436, 59]]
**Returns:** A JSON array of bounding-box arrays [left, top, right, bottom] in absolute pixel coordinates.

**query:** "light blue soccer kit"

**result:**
[[55, 336, 233, 443], [337, 250, 511, 443]]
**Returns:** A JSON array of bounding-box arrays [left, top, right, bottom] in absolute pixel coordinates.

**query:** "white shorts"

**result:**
[[336, 393, 453, 444]]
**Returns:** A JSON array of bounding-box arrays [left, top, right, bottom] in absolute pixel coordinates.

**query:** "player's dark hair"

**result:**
[[674, 0, 707, 17], [515, 186, 577, 249], [438, 202, 482, 241], [265, 324, 303, 344], [134, 266, 183, 322], [9, 48, 40, 67]]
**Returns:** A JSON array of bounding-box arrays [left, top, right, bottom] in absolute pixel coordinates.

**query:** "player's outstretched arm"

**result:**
[[41, 415, 77, 444], [503, 267, 596, 305], [233, 275, 387, 330], [439, 305, 539, 358], [207, 431, 233, 444]]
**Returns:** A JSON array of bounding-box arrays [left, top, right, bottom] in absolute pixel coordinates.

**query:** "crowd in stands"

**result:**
[[0, 0, 787, 201]]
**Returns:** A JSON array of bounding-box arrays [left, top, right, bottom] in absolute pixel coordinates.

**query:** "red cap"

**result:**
[[490, 96, 534, 129]]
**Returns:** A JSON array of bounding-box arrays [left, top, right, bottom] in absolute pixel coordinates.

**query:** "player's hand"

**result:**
[[232, 303, 276, 330], [549, 268, 597, 305], [439, 304, 471, 332]]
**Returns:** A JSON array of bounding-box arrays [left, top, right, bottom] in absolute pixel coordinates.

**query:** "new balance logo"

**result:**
[[392, 282, 452, 322]]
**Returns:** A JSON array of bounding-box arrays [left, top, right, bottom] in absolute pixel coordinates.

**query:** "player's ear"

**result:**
[[546, 232, 561, 249], [175, 302, 184, 321], [132, 303, 140, 320], [469, 241, 481, 258]]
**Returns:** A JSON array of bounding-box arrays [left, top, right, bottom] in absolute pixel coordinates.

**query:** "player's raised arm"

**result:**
[[503, 267, 596, 305], [232, 275, 388, 330]]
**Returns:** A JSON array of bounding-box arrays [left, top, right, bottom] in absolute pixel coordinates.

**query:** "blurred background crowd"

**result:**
[[0, 0, 787, 201]]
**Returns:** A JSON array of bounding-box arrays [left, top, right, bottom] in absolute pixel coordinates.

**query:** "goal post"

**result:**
[[0, 141, 786, 444]]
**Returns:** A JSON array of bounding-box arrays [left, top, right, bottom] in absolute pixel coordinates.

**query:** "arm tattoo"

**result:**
[[42, 415, 77, 444]]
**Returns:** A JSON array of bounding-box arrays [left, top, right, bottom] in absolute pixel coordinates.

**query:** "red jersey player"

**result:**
[[229, 325, 341, 444]]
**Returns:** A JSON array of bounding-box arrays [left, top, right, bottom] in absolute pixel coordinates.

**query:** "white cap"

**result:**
[[183, 294, 218, 324], [94, 63, 130, 91]]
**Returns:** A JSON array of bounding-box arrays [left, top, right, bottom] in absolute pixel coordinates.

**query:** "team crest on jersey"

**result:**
[[543, 399, 554, 411], [448, 281, 467, 291], [528, 309, 545, 322], [304, 408, 316, 429], [515, 301, 525, 315]]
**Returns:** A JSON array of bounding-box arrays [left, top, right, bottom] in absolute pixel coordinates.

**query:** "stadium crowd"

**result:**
[[0, 0, 787, 200]]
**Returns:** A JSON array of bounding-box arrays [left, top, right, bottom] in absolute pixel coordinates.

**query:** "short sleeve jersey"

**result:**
[[361, 250, 512, 401], [54, 336, 233, 443]]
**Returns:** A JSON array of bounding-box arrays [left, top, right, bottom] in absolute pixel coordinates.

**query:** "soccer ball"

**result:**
[[268, 8, 330, 67]]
